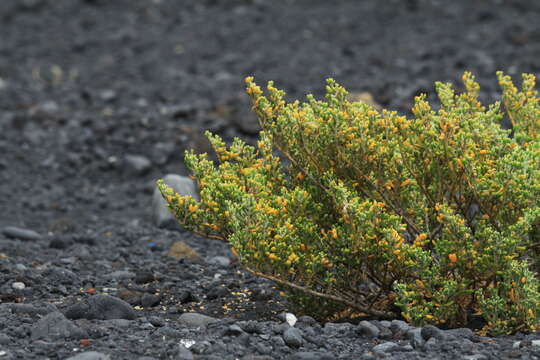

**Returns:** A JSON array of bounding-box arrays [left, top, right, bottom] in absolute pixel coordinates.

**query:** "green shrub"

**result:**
[[158, 72, 540, 335]]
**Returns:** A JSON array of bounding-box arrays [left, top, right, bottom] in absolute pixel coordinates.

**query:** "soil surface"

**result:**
[[1, 0, 539, 359]]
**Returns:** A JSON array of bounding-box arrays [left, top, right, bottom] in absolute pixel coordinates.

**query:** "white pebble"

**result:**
[[12, 282, 25, 290], [285, 313, 297, 327]]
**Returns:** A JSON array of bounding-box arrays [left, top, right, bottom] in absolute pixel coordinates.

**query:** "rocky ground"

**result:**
[[1, 0, 540, 359]]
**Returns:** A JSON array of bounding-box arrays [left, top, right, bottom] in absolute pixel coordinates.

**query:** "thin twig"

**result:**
[[243, 266, 397, 319]]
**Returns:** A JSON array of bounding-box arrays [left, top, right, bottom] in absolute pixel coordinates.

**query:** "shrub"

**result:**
[[158, 72, 540, 335]]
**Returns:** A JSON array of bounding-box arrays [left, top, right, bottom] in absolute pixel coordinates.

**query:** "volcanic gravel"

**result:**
[[1, 0, 540, 359]]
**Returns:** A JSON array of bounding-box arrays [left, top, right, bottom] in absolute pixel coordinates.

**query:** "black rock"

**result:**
[[64, 295, 137, 320], [140, 293, 161, 308]]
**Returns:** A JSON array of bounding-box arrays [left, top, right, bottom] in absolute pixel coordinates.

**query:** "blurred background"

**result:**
[[0, 0, 539, 229]]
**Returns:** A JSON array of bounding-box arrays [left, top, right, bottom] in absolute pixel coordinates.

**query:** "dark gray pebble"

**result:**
[[31, 311, 87, 340], [2, 226, 42, 241], [421, 324, 446, 341], [140, 293, 161, 308], [64, 294, 137, 320], [357, 320, 380, 338], [283, 327, 304, 348], [178, 312, 219, 327]]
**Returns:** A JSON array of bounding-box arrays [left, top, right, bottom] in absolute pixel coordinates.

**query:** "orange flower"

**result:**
[[448, 253, 458, 263]]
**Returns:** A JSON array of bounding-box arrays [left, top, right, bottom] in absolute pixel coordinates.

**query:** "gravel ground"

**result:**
[[1, 0, 540, 359]]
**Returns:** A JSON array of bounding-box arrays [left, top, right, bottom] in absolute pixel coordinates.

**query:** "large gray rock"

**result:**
[[31, 311, 87, 340], [153, 174, 199, 229], [178, 312, 219, 327], [64, 295, 137, 320], [283, 327, 304, 348], [357, 320, 380, 338]]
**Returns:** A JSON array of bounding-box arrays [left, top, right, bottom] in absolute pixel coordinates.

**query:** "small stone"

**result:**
[[272, 323, 290, 334], [379, 320, 391, 328], [207, 256, 231, 267], [390, 320, 410, 334], [357, 320, 380, 338], [402, 344, 414, 351], [272, 336, 286, 347], [153, 326, 182, 340], [424, 337, 439, 351], [239, 320, 263, 334], [446, 327, 474, 340], [225, 324, 244, 336], [297, 316, 317, 325], [206, 285, 228, 300], [105, 271, 135, 280], [148, 316, 165, 327], [421, 324, 445, 340], [348, 92, 382, 110], [65, 351, 111, 360], [167, 241, 200, 261], [100, 89, 117, 102], [140, 293, 161, 308], [152, 174, 199, 229], [377, 326, 393, 340], [125, 154, 152, 174], [134, 271, 155, 284], [110, 319, 132, 327], [31, 312, 87, 340], [372, 341, 400, 354], [0, 333, 11, 345], [10, 303, 55, 316], [323, 322, 352, 335], [2, 226, 42, 241], [178, 312, 219, 327], [285, 313, 297, 327], [64, 295, 136, 320], [407, 328, 425, 349], [360, 353, 375, 360], [176, 344, 194, 360], [12, 282, 25, 290], [283, 327, 303, 348], [49, 237, 72, 249]]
